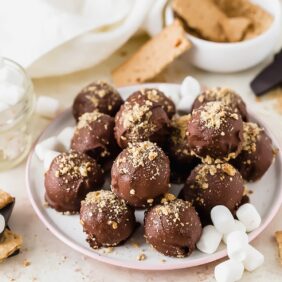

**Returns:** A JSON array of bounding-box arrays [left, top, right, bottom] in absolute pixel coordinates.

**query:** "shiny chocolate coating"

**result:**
[[114, 98, 170, 149], [144, 198, 202, 257], [80, 190, 136, 249], [71, 111, 119, 162], [126, 88, 176, 118], [179, 163, 244, 221], [192, 87, 248, 121], [231, 122, 275, 182], [187, 101, 243, 162], [111, 141, 170, 208], [44, 151, 104, 213], [73, 81, 123, 121]]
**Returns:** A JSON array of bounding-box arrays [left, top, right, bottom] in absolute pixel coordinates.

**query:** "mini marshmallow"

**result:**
[[226, 231, 249, 261], [0, 214, 5, 234], [223, 220, 247, 244], [36, 96, 61, 119], [211, 205, 235, 234], [214, 259, 244, 282], [196, 225, 223, 254], [35, 137, 63, 161], [178, 76, 201, 112], [158, 85, 180, 106], [44, 150, 60, 171], [0, 84, 25, 105], [243, 245, 264, 272], [236, 203, 261, 232], [57, 127, 75, 151]]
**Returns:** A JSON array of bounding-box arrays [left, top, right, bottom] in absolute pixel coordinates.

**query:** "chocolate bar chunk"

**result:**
[[251, 49, 282, 96]]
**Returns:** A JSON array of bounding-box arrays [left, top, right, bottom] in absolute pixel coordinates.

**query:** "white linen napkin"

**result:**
[[0, 0, 163, 78]]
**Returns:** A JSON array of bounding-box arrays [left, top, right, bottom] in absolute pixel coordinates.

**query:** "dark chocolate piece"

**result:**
[[251, 49, 282, 96]]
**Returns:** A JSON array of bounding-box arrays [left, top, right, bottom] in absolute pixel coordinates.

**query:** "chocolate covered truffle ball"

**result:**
[[179, 163, 244, 221], [144, 197, 202, 258], [168, 114, 200, 183], [45, 151, 104, 213], [188, 101, 243, 162], [126, 88, 176, 118], [71, 111, 119, 162], [192, 87, 248, 121], [114, 98, 170, 149], [231, 122, 275, 182], [111, 141, 170, 208], [80, 190, 136, 249], [73, 81, 123, 121]]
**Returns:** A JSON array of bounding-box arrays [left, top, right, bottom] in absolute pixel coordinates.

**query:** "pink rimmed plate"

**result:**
[[26, 83, 282, 270]]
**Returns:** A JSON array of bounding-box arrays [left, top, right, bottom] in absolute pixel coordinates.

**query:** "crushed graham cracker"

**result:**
[[76, 111, 103, 130], [242, 122, 262, 153]]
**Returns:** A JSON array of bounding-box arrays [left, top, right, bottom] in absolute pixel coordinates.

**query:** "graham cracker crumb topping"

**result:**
[[194, 163, 237, 189], [77, 111, 103, 129], [54, 151, 95, 180], [83, 190, 128, 223], [125, 141, 160, 169], [242, 122, 262, 153]]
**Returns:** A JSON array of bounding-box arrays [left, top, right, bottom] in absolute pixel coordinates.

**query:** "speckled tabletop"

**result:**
[[1, 29, 282, 282]]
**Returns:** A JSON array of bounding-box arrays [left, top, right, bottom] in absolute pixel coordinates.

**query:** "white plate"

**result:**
[[26, 83, 282, 270]]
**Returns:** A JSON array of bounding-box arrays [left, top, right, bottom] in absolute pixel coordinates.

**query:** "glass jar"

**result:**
[[0, 58, 35, 171]]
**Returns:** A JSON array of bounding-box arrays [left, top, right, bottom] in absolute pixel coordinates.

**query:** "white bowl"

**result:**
[[165, 0, 281, 73]]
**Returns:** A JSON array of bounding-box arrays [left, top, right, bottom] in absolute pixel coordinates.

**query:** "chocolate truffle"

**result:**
[[114, 98, 170, 148], [231, 122, 275, 182], [111, 141, 170, 208], [80, 190, 136, 249], [71, 111, 119, 162], [126, 88, 176, 118], [44, 151, 104, 213], [179, 163, 244, 221], [192, 87, 248, 121], [168, 114, 200, 183], [144, 197, 202, 257], [188, 101, 244, 162], [73, 81, 123, 121]]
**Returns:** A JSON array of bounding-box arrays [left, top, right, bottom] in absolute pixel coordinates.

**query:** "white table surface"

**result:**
[[1, 29, 282, 282]]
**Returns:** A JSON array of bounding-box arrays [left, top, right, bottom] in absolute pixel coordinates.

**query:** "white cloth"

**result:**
[[0, 0, 165, 78]]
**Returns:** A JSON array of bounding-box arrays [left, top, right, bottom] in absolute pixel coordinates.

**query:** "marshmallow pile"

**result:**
[[35, 126, 74, 170], [158, 76, 201, 112], [196, 205, 263, 282], [0, 57, 26, 112]]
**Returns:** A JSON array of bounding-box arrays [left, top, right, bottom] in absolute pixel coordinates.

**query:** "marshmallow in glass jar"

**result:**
[[0, 57, 35, 170]]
